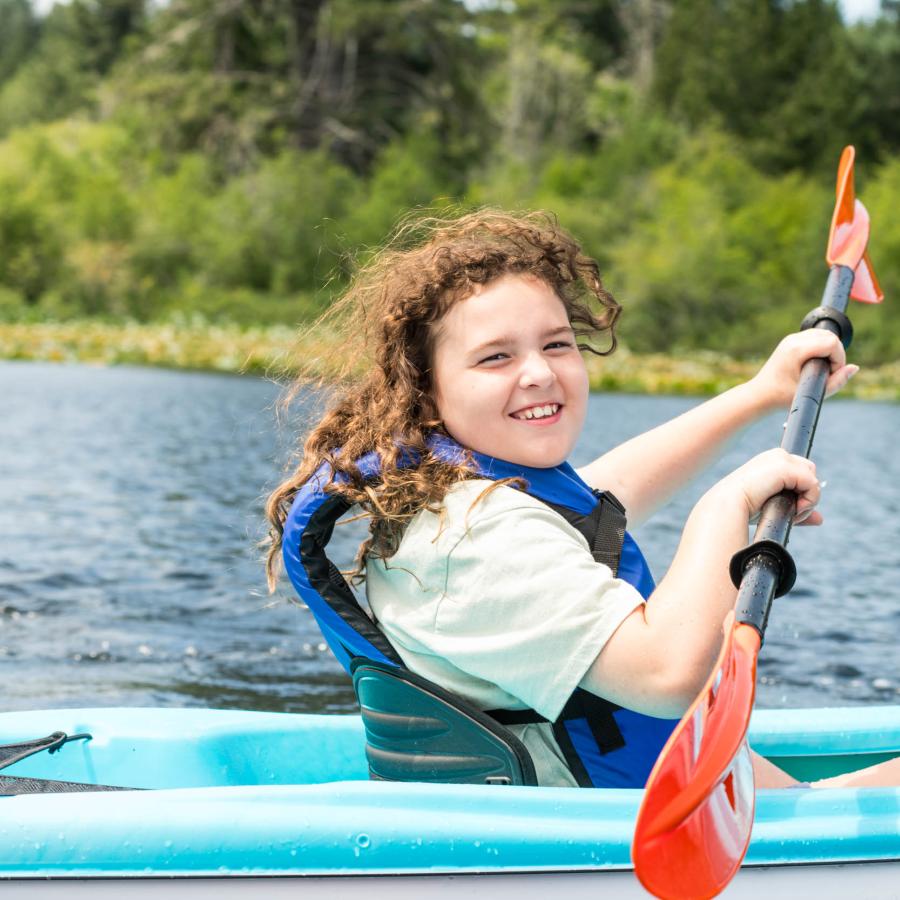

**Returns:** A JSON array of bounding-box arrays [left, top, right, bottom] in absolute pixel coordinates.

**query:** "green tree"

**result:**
[[653, 0, 864, 172], [0, 0, 39, 86], [0, 0, 146, 134], [110, 0, 486, 176]]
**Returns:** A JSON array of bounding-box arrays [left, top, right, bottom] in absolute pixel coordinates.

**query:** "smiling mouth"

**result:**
[[511, 403, 561, 421]]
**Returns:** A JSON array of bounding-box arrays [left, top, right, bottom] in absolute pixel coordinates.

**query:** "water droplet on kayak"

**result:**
[[356, 833, 370, 849]]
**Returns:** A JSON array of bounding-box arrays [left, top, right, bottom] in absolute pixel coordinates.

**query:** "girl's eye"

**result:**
[[545, 341, 574, 351], [478, 352, 509, 364]]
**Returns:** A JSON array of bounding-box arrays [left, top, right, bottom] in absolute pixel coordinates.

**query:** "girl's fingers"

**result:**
[[736, 449, 818, 516], [792, 466, 824, 524], [794, 509, 823, 526], [825, 363, 859, 398]]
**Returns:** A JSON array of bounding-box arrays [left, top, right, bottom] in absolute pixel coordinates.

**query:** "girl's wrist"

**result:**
[[697, 479, 751, 523], [707, 379, 777, 433], [739, 374, 783, 418]]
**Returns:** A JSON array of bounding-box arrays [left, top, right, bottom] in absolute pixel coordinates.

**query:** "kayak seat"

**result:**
[[351, 658, 538, 786]]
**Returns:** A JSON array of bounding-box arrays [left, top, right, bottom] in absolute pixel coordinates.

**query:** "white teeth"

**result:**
[[514, 404, 558, 420]]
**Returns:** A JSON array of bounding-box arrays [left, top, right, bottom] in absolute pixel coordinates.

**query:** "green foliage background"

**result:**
[[1, 0, 899, 363]]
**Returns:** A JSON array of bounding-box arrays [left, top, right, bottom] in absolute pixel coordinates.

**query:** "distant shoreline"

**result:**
[[2, 321, 897, 400]]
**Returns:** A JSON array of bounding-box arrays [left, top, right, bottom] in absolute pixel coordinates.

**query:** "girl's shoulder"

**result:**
[[403, 478, 577, 556], [439, 478, 559, 529]]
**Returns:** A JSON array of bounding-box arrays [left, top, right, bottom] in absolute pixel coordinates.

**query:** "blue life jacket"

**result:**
[[282, 435, 677, 788]]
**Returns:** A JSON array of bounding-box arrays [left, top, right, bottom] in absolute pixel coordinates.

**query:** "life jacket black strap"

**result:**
[[563, 690, 626, 754], [486, 687, 626, 790], [535, 490, 627, 577], [549, 690, 627, 788], [301, 493, 403, 665], [486, 707, 547, 726], [586, 491, 627, 576]]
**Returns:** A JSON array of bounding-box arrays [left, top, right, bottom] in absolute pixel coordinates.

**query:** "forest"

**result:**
[[1, 0, 899, 365]]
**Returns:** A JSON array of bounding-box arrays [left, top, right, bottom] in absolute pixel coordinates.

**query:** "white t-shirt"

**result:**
[[365, 479, 645, 787]]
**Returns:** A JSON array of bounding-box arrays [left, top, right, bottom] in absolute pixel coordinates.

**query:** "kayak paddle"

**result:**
[[631, 145, 884, 900]]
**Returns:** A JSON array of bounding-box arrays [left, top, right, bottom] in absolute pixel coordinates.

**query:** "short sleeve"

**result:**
[[429, 490, 644, 721]]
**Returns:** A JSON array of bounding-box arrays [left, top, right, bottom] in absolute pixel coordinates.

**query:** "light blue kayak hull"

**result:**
[[1, 706, 899, 893]]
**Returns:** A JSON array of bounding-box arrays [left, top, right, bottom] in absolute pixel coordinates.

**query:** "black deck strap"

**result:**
[[800, 304, 853, 349], [587, 491, 627, 575], [0, 731, 137, 795], [0, 775, 136, 795], [0, 731, 92, 772], [729, 539, 797, 598]]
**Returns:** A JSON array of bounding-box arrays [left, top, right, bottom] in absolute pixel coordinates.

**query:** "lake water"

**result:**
[[2, 361, 898, 714]]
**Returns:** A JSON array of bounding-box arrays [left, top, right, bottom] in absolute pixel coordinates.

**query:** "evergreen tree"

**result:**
[[0, 0, 147, 134], [0, 0, 40, 86], [109, 0, 486, 175], [653, 0, 866, 172]]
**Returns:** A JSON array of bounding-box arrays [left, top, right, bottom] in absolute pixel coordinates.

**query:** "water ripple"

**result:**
[[2, 361, 898, 714]]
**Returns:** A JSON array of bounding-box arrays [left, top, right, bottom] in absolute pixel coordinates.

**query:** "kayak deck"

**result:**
[[0, 706, 898, 879], [4, 705, 899, 788]]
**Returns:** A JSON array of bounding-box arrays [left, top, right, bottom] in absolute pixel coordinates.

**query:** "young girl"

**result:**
[[266, 209, 899, 790]]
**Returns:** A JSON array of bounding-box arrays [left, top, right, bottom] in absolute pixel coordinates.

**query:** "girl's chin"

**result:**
[[495, 441, 571, 468], [457, 429, 575, 468]]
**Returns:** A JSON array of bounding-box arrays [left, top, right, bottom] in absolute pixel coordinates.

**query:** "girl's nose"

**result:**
[[518, 353, 556, 389]]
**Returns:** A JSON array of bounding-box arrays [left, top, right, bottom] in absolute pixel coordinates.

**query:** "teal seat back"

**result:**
[[351, 659, 537, 786]]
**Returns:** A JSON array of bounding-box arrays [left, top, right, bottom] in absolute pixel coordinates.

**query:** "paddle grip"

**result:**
[[732, 265, 855, 637]]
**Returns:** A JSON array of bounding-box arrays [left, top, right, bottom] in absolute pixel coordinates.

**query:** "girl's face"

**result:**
[[431, 274, 589, 468]]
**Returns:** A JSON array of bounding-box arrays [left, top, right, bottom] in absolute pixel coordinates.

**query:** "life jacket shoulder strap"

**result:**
[[536, 489, 627, 577]]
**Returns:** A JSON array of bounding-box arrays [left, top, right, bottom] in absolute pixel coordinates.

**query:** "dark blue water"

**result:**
[[2, 361, 898, 713]]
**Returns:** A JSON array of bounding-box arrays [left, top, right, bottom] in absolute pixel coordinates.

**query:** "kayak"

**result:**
[[2, 705, 899, 897]]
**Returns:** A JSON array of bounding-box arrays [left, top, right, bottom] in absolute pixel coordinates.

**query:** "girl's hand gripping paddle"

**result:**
[[631, 146, 884, 900]]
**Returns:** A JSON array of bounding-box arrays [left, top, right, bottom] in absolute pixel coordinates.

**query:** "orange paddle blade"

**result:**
[[851, 251, 883, 304], [632, 616, 760, 900], [827, 145, 882, 303]]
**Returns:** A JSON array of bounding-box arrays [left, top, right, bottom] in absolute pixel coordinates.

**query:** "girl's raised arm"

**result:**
[[578, 448, 822, 718], [576, 329, 855, 527]]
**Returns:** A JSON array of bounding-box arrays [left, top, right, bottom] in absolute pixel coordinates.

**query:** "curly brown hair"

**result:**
[[264, 208, 621, 591]]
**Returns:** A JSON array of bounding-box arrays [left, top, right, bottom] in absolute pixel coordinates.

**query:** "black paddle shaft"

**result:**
[[730, 265, 856, 639]]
